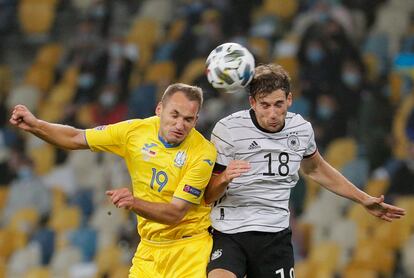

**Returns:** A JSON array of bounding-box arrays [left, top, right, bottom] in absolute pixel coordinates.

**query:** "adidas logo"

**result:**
[[248, 141, 260, 150]]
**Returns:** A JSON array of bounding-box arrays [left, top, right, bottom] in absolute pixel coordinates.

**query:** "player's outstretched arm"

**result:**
[[301, 151, 406, 222], [204, 160, 250, 204], [106, 188, 192, 225], [9, 104, 88, 150]]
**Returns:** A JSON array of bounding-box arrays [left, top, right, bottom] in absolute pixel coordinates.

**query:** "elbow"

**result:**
[[204, 194, 215, 205]]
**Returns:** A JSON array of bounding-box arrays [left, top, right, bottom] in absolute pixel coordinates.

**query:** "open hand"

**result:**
[[362, 195, 406, 222], [223, 160, 251, 183]]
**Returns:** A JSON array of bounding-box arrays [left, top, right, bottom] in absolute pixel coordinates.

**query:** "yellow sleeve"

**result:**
[[173, 144, 217, 205], [85, 120, 137, 157]]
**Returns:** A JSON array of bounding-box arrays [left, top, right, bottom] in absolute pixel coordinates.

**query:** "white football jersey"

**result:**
[[210, 109, 317, 233]]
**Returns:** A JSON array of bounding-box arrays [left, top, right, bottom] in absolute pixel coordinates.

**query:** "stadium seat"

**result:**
[[325, 137, 357, 170], [347, 203, 381, 242], [248, 37, 271, 63], [261, 0, 299, 20], [24, 64, 55, 94], [0, 65, 12, 96], [342, 266, 377, 278], [24, 266, 50, 278], [127, 18, 161, 49], [145, 62, 176, 84], [349, 240, 396, 276], [35, 43, 63, 69], [372, 220, 411, 250], [0, 186, 10, 211], [109, 264, 130, 278], [27, 143, 56, 176], [18, 0, 56, 35], [47, 83, 75, 107], [307, 241, 340, 275], [95, 245, 123, 276], [363, 53, 381, 84], [274, 56, 299, 82], [392, 94, 414, 159], [0, 228, 28, 259], [8, 208, 40, 232], [364, 178, 390, 197], [49, 206, 81, 233], [179, 58, 205, 84]]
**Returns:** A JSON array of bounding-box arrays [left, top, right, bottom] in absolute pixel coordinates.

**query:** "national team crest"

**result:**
[[287, 134, 300, 151], [174, 151, 187, 168]]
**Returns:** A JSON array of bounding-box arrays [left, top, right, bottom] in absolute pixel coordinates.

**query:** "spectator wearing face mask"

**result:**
[[297, 30, 337, 110], [313, 94, 347, 150], [334, 57, 366, 128], [92, 83, 128, 125]]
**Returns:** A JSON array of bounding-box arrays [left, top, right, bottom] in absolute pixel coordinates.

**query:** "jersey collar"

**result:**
[[158, 134, 181, 148]]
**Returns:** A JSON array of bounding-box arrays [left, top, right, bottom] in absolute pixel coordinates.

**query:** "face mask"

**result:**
[[317, 105, 334, 120], [110, 44, 123, 58], [306, 47, 324, 64], [18, 166, 33, 181], [99, 91, 117, 108], [342, 72, 361, 88], [78, 73, 95, 89]]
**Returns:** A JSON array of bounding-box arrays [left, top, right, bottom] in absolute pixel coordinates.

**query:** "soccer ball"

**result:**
[[206, 42, 255, 92]]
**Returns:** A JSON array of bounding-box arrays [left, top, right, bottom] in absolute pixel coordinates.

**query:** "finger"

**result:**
[[381, 203, 406, 214], [380, 214, 393, 222], [105, 191, 114, 196]]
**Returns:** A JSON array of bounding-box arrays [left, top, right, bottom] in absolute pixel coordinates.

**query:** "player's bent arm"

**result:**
[[300, 151, 371, 204], [32, 120, 88, 150], [205, 173, 229, 204], [130, 197, 192, 225]]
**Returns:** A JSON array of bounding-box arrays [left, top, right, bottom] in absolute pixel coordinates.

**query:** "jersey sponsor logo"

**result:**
[[287, 134, 300, 151], [248, 140, 261, 150], [94, 125, 107, 130], [203, 159, 213, 166], [211, 248, 223, 261], [183, 185, 202, 197], [174, 151, 186, 168], [141, 143, 157, 160]]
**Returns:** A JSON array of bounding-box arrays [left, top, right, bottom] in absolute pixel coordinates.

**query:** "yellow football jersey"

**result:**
[[85, 116, 216, 241]]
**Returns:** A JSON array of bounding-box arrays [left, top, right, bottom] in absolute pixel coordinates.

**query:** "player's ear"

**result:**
[[155, 102, 162, 116], [248, 96, 256, 108], [287, 92, 293, 108]]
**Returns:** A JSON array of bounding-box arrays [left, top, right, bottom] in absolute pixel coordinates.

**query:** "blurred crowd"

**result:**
[[0, 0, 414, 277]]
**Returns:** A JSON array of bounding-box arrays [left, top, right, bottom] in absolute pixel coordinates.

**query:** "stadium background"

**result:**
[[0, 0, 414, 277]]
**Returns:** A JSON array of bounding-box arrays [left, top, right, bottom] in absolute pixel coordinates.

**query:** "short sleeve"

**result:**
[[304, 123, 317, 158], [210, 121, 235, 167], [85, 120, 137, 157], [173, 145, 217, 205]]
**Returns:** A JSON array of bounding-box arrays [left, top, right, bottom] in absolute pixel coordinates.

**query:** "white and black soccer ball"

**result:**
[[206, 42, 255, 92]]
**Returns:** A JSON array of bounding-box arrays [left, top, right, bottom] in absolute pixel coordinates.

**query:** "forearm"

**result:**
[[130, 197, 186, 225], [308, 159, 370, 204], [32, 120, 87, 150], [204, 174, 228, 204]]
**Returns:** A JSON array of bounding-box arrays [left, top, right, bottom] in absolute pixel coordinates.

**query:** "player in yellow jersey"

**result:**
[[9, 83, 217, 278]]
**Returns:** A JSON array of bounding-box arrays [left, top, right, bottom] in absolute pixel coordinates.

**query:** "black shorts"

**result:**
[[207, 228, 294, 278]]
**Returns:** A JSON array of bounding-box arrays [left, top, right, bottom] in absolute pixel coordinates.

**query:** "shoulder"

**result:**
[[190, 129, 217, 154], [285, 112, 313, 130]]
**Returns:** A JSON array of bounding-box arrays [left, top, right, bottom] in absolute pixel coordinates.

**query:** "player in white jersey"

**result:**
[[205, 64, 406, 278]]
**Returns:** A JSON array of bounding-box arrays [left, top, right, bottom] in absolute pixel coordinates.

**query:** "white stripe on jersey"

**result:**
[[210, 109, 316, 233]]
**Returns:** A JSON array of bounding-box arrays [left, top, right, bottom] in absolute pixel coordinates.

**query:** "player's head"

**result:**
[[248, 64, 292, 132], [156, 83, 203, 144]]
